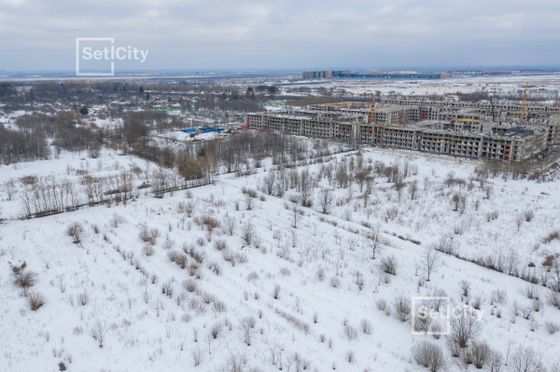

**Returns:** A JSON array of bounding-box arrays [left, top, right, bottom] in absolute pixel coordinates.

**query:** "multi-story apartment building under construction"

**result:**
[[247, 101, 557, 162]]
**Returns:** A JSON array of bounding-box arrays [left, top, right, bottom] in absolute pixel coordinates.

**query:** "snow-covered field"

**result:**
[[1, 144, 560, 372], [282, 74, 560, 98]]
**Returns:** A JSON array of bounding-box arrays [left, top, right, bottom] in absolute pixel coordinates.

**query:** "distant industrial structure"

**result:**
[[248, 98, 560, 162], [302, 70, 450, 80]]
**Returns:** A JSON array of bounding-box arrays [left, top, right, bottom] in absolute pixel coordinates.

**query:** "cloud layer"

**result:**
[[1, 0, 559, 71]]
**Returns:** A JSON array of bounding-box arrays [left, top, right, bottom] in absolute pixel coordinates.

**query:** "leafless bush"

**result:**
[[91, 320, 108, 348], [360, 319, 372, 334], [239, 316, 257, 346], [459, 280, 471, 301], [197, 215, 220, 232], [272, 284, 281, 300], [545, 321, 560, 335], [413, 340, 445, 372], [548, 291, 560, 309], [139, 225, 159, 245], [330, 276, 341, 288], [524, 210, 535, 222], [470, 341, 490, 369], [77, 292, 89, 306], [274, 308, 310, 333], [211, 323, 221, 339], [142, 244, 154, 256], [28, 291, 45, 311], [67, 223, 83, 244], [214, 239, 227, 251], [192, 348, 202, 366], [13, 270, 36, 289], [450, 309, 481, 348], [213, 300, 226, 312], [488, 350, 503, 372], [241, 220, 254, 245], [222, 214, 236, 235], [510, 346, 544, 372], [376, 299, 388, 313], [315, 268, 325, 281], [161, 281, 174, 297], [346, 350, 355, 363], [490, 289, 507, 305], [227, 354, 247, 372], [393, 295, 411, 322], [343, 324, 358, 340], [381, 256, 397, 275], [168, 250, 188, 269], [183, 279, 198, 293]]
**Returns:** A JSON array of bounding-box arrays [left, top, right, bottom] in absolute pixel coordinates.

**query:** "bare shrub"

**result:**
[[524, 210, 535, 222], [343, 324, 358, 340], [548, 291, 560, 309], [393, 295, 411, 322], [67, 223, 83, 244], [450, 309, 481, 348], [139, 225, 159, 245], [222, 214, 236, 235], [91, 320, 108, 348], [346, 350, 355, 364], [381, 256, 397, 275], [183, 279, 198, 293], [545, 321, 560, 335], [510, 346, 544, 372], [168, 250, 188, 269], [192, 348, 202, 367], [28, 291, 45, 311], [413, 340, 445, 372], [360, 319, 372, 334], [240, 220, 254, 246], [213, 301, 226, 312], [214, 239, 227, 251], [272, 284, 280, 300], [376, 299, 387, 312], [142, 244, 154, 256], [488, 350, 503, 372], [329, 276, 341, 288], [77, 292, 89, 306], [14, 270, 36, 289], [211, 324, 221, 339], [470, 341, 490, 369], [197, 215, 220, 232]]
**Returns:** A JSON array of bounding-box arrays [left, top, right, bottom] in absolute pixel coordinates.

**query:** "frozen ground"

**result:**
[[282, 74, 560, 98], [1, 145, 560, 372]]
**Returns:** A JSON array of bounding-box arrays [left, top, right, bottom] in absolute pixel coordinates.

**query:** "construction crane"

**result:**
[[368, 97, 376, 123], [521, 86, 528, 124], [368, 96, 382, 145]]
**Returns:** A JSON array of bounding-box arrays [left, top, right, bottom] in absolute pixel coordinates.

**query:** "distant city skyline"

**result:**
[[1, 0, 560, 73]]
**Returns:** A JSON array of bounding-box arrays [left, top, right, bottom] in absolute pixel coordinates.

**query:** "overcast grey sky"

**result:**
[[0, 0, 559, 72]]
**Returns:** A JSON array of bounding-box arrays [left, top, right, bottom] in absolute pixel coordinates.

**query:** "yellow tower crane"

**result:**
[[368, 97, 376, 123]]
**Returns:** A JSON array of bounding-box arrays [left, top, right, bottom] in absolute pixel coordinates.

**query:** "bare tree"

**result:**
[[239, 317, 256, 346], [423, 246, 439, 281], [368, 224, 382, 260], [318, 188, 333, 214]]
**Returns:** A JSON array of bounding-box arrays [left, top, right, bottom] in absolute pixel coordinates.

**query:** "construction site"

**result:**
[[248, 94, 560, 162]]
